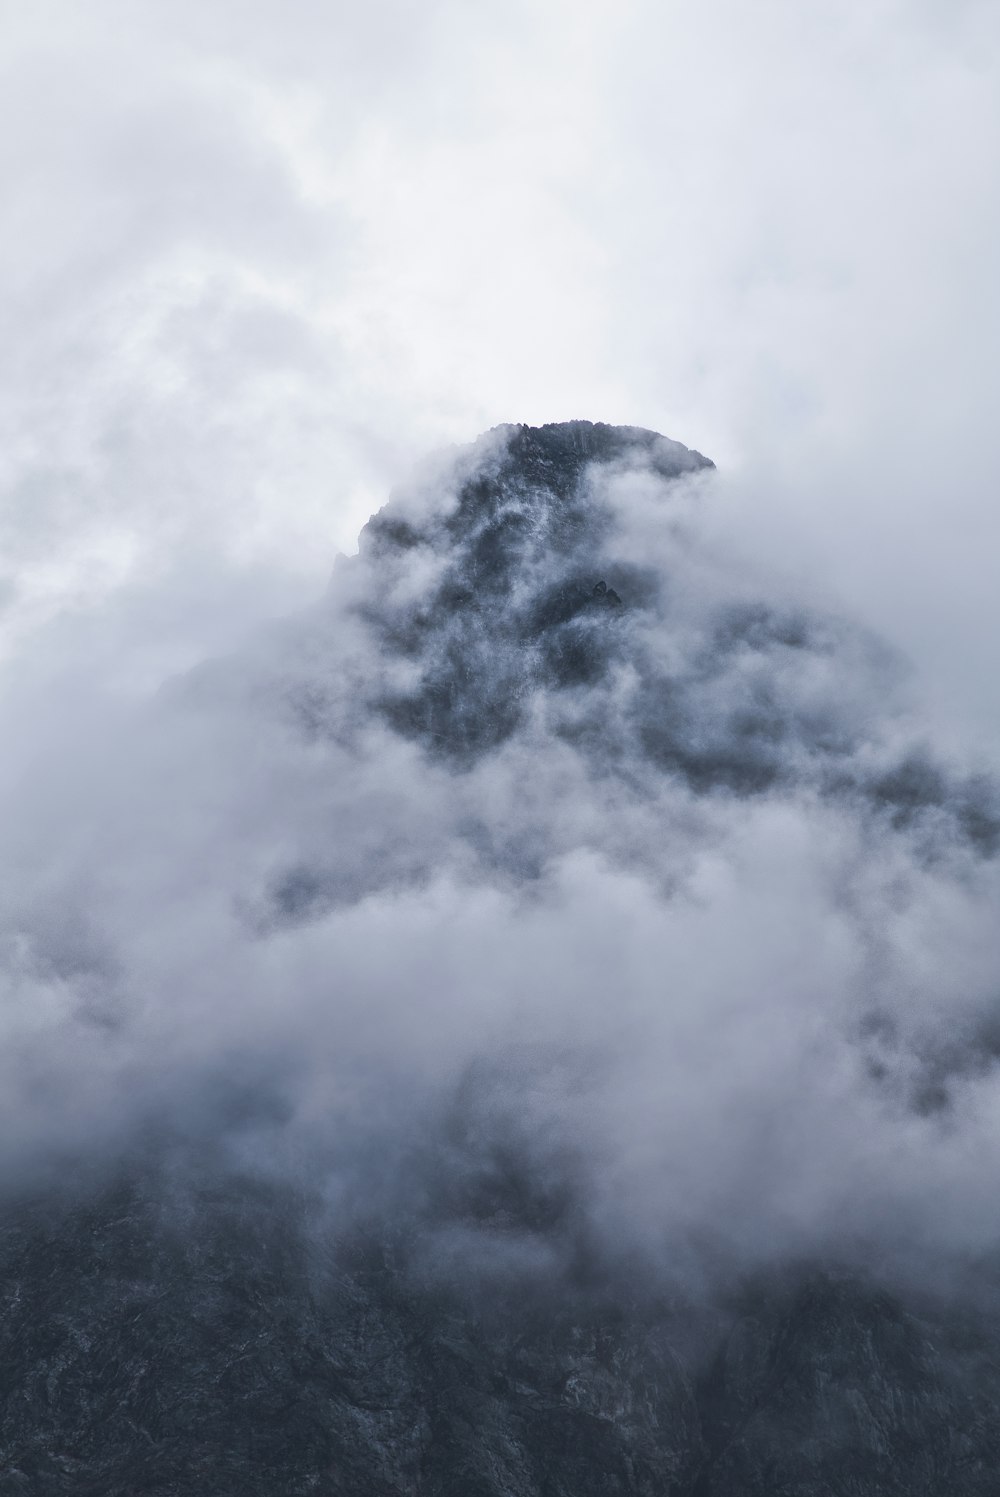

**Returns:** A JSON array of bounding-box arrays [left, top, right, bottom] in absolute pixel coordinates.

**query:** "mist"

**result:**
[[0, 419, 997, 1314]]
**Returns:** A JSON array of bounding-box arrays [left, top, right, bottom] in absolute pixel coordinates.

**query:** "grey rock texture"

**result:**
[[337, 421, 996, 845], [3, 1170, 1000, 1495]]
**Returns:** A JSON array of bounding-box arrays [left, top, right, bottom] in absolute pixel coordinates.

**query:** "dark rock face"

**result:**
[[4, 422, 1000, 1493], [326, 421, 996, 846], [358, 422, 702, 764], [4, 1171, 1000, 1495]]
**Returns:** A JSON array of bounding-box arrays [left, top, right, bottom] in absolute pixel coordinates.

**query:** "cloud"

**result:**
[[2, 0, 999, 1309], [1, 423, 999, 1304], [3, 2, 998, 727]]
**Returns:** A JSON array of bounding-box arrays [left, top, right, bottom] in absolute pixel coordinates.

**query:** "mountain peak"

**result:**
[[490, 419, 714, 485]]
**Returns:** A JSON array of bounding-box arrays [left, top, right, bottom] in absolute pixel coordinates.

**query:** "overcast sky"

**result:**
[[1, 0, 998, 744]]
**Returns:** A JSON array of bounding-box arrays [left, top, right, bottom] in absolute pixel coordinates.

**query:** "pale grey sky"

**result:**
[[1, 0, 998, 740]]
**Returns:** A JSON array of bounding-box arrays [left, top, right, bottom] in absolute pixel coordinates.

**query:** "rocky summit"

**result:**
[[3, 422, 1000, 1495]]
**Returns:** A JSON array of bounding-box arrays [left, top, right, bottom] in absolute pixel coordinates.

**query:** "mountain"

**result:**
[[2, 422, 1000, 1495]]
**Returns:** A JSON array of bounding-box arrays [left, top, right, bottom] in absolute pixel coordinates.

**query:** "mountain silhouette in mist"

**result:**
[[3, 422, 1000, 1496]]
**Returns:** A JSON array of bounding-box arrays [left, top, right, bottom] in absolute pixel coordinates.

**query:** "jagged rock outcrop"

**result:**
[[300, 421, 997, 842]]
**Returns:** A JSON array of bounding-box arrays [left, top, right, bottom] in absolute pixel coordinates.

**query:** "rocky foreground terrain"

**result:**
[[4, 1162, 1000, 1495]]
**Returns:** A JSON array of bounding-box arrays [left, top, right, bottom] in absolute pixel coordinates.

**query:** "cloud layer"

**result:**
[[2, 423, 999, 1298]]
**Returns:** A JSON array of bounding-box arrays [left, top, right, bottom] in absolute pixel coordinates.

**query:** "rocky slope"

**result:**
[[4, 1165, 1000, 1495]]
